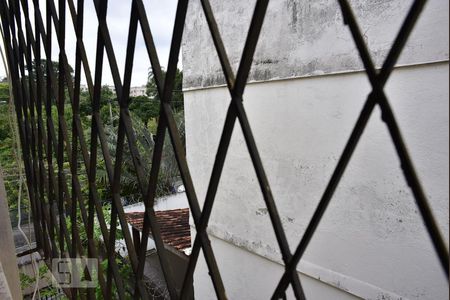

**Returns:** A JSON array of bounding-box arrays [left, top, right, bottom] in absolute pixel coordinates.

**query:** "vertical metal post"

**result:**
[[0, 170, 22, 300]]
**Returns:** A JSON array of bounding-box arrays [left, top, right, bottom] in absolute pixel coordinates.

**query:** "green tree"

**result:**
[[0, 82, 27, 210], [31, 59, 74, 81], [79, 85, 116, 120], [0, 82, 9, 103], [129, 95, 159, 127], [146, 68, 183, 112]]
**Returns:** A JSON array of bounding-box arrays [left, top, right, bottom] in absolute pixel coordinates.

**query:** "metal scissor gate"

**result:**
[[0, 0, 447, 298]]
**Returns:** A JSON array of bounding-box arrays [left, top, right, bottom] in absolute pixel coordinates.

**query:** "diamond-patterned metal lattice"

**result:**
[[0, 0, 447, 299]]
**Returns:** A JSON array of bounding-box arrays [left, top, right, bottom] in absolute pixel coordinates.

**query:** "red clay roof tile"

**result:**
[[125, 208, 191, 253]]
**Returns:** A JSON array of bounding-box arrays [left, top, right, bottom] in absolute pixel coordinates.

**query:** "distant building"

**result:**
[[130, 85, 147, 97], [80, 84, 88, 93], [78, 84, 146, 98]]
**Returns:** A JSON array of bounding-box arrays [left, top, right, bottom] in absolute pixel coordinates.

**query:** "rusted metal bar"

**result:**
[[181, 0, 305, 298], [13, 0, 110, 296], [134, 1, 228, 298], [2, 0, 447, 299], [133, 1, 191, 299], [337, 0, 448, 276], [89, 0, 151, 298], [272, 0, 448, 298]]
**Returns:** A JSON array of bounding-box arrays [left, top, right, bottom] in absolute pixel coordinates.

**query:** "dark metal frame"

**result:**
[[0, 0, 447, 299]]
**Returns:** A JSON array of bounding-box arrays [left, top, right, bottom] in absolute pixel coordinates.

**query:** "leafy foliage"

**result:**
[[20, 264, 67, 299], [0, 82, 9, 103], [129, 95, 159, 127], [146, 68, 184, 112], [4, 61, 186, 298], [0, 85, 25, 210], [31, 59, 74, 82], [97, 256, 133, 299], [79, 85, 116, 117]]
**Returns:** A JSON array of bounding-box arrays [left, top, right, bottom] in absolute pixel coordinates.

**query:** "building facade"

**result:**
[[182, 0, 449, 299], [130, 85, 147, 97]]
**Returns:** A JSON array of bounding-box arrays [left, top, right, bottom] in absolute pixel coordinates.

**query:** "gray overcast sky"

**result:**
[[0, 0, 178, 87]]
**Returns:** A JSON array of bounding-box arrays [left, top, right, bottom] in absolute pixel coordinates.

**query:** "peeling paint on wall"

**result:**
[[182, 0, 449, 89]]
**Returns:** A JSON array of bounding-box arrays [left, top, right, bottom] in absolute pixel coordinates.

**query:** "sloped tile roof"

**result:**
[[125, 208, 191, 253]]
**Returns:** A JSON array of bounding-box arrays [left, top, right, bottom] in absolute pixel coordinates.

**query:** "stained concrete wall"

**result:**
[[182, 0, 449, 299], [183, 0, 448, 89]]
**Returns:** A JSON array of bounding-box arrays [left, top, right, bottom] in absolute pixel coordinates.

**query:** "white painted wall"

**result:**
[[182, 1, 449, 299], [185, 64, 449, 299], [124, 193, 189, 213], [192, 230, 360, 300]]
